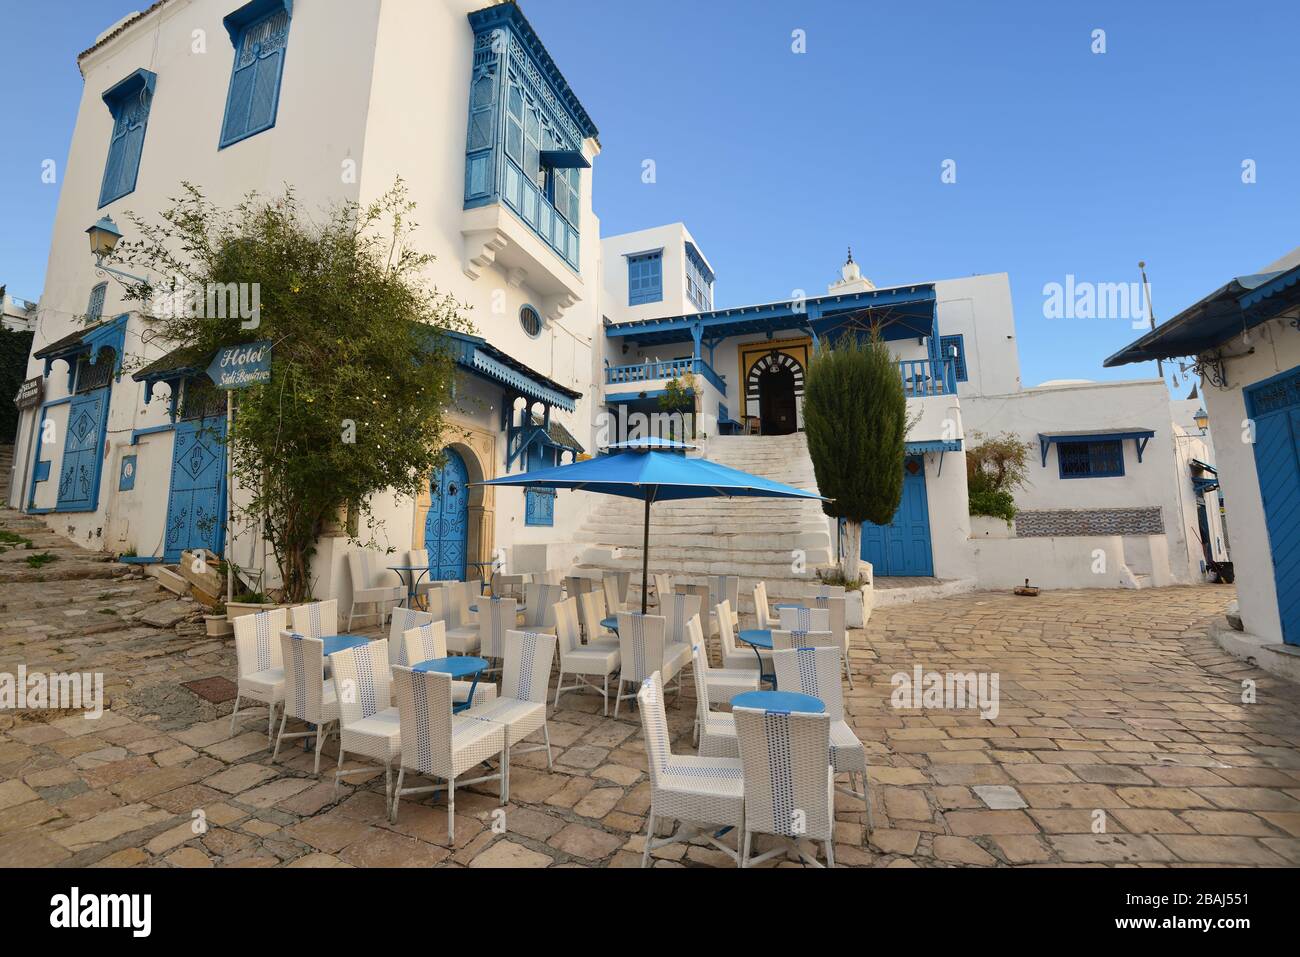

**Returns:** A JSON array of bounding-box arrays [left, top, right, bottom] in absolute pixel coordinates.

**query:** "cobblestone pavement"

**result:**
[[1, 508, 1298, 867]]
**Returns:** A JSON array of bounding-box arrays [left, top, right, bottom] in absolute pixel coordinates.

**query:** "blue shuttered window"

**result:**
[[940, 334, 968, 382], [98, 73, 154, 208], [87, 283, 108, 323], [685, 244, 713, 311], [628, 251, 663, 306], [220, 3, 291, 149], [1058, 440, 1124, 479], [524, 443, 556, 526]]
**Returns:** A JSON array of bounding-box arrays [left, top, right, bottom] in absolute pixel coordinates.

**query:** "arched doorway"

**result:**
[[425, 448, 469, 580], [748, 350, 803, 435]]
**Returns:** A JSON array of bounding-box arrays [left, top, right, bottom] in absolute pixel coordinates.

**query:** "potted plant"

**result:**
[[966, 432, 1032, 538], [203, 603, 234, 637]]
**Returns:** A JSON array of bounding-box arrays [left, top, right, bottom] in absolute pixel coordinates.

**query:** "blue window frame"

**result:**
[[940, 334, 968, 382], [1058, 439, 1124, 479], [524, 443, 556, 526], [87, 283, 108, 323], [98, 70, 155, 208], [219, 0, 292, 149], [685, 243, 714, 312], [629, 251, 663, 306]]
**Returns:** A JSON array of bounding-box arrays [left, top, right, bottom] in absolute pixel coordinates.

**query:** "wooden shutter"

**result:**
[[221, 9, 290, 147]]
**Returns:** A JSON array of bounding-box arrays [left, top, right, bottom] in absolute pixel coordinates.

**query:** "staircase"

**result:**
[[572, 433, 835, 615], [0, 445, 13, 501]]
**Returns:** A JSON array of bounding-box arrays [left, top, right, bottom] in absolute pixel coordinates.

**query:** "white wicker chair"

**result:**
[[691, 640, 739, 758], [534, 569, 563, 586], [464, 629, 557, 799], [445, 581, 481, 654], [777, 605, 831, 634], [753, 581, 776, 630], [564, 575, 595, 599], [406, 549, 441, 607], [391, 666, 507, 841], [660, 592, 697, 679], [330, 639, 401, 801], [521, 582, 562, 633], [578, 589, 614, 645], [637, 671, 744, 867], [602, 571, 628, 614], [734, 704, 836, 867], [614, 612, 681, 717], [490, 572, 525, 600], [477, 597, 517, 674], [771, 629, 836, 651], [346, 550, 403, 632], [231, 608, 289, 740], [687, 614, 759, 710], [386, 607, 434, 667], [291, 599, 338, 639], [675, 582, 712, 635], [772, 645, 872, 826], [715, 599, 764, 674], [651, 572, 673, 610], [553, 596, 619, 714], [813, 594, 853, 688], [401, 622, 497, 708], [272, 633, 340, 774]]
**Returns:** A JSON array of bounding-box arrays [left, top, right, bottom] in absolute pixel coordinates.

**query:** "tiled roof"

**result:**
[[77, 1, 171, 63]]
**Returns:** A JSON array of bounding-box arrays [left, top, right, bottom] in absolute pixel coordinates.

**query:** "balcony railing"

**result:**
[[898, 357, 957, 397], [605, 357, 727, 396]]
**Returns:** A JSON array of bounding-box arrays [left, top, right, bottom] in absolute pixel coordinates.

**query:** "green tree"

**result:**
[[802, 332, 908, 582], [115, 182, 470, 602], [966, 431, 1032, 524]]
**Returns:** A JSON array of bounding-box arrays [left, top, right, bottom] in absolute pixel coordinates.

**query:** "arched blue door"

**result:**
[[860, 455, 934, 577], [425, 449, 469, 581]]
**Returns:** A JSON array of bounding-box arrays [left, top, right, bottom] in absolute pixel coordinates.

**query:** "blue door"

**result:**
[[164, 419, 227, 562], [425, 449, 469, 581], [1246, 367, 1300, 646], [860, 455, 934, 577], [56, 388, 109, 512]]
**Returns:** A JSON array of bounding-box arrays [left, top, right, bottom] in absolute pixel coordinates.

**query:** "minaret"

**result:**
[[827, 246, 875, 294]]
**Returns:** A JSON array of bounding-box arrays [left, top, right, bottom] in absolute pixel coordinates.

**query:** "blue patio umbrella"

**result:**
[[476, 438, 828, 613]]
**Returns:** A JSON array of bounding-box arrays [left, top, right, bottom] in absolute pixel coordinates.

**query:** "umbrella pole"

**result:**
[[641, 493, 651, 614]]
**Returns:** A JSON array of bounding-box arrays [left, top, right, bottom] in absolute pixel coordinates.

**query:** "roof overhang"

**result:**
[[440, 330, 580, 413], [1038, 429, 1155, 467], [1104, 265, 1300, 367], [604, 283, 936, 348], [34, 314, 128, 380]]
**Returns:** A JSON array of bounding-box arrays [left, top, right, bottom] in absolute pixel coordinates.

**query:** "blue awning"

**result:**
[[1038, 429, 1154, 467], [604, 283, 936, 348], [439, 330, 581, 413], [906, 439, 962, 454], [1105, 264, 1300, 367]]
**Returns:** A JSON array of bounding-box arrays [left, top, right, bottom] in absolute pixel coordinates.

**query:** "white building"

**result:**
[[1107, 247, 1300, 668], [1, 288, 37, 332], [12, 0, 1220, 614]]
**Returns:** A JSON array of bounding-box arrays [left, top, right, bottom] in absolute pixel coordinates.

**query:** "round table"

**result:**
[[737, 629, 774, 687], [388, 565, 431, 608], [732, 690, 825, 714], [600, 616, 619, 634], [414, 656, 490, 712]]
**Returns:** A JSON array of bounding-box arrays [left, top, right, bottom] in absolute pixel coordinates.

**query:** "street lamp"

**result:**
[[85, 216, 147, 286], [1193, 408, 1209, 434]]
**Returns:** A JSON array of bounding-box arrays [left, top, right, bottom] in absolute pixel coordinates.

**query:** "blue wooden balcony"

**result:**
[[898, 357, 957, 397], [604, 357, 727, 396]]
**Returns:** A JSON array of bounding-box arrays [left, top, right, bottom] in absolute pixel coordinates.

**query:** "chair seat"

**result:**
[[698, 712, 739, 758], [453, 681, 495, 705], [240, 668, 285, 700], [341, 708, 401, 761], [448, 715, 507, 776], [445, 626, 480, 654], [665, 641, 691, 675], [830, 720, 868, 774], [584, 638, 620, 652], [464, 697, 545, 745], [721, 651, 763, 672], [356, 585, 403, 603], [657, 756, 745, 821], [562, 647, 620, 674], [704, 669, 761, 705]]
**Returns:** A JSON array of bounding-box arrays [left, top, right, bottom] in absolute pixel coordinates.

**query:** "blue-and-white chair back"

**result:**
[[715, 599, 742, 658], [734, 705, 834, 842], [502, 630, 557, 704], [663, 592, 700, 646], [690, 637, 713, 731], [392, 666, 453, 778], [233, 608, 288, 677], [778, 606, 831, 633], [401, 620, 447, 668], [578, 589, 607, 644], [810, 583, 846, 599], [523, 583, 562, 629], [772, 645, 844, 720], [564, 576, 594, 598], [710, 575, 740, 609], [279, 632, 329, 725], [771, 629, 837, 652], [479, 597, 517, 660], [388, 607, 434, 666], [291, 599, 338, 640], [616, 611, 666, 684], [332, 639, 391, 728], [636, 671, 672, 787], [602, 574, 623, 615], [753, 582, 774, 629]]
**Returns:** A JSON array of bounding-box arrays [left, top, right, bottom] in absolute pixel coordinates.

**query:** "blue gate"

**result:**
[[425, 449, 469, 581], [860, 455, 934, 577], [55, 388, 110, 513], [164, 419, 228, 563], [1246, 366, 1300, 646]]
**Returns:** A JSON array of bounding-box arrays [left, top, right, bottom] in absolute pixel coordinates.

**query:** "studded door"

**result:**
[[55, 388, 109, 513], [164, 418, 227, 563], [424, 448, 469, 581]]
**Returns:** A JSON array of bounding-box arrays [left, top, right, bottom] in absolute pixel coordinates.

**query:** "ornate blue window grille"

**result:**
[[1058, 440, 1124, 479], [940, 334, 968, 382], [219, 0, 292, 149], [628, 251, 663, 306], [99, 70, 155, 208], [87, 283, 108, 323], [464, 6, 597, 272], [524, 444, 556, 526]]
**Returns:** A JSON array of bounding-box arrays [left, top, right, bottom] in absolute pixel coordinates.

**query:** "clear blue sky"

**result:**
[[3, 0, 1297, 387]]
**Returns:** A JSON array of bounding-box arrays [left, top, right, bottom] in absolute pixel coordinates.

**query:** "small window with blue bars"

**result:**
[[99, 72, 154, 208], [1058, 439, 1124, 479], [86, 283, 108, 323], [219, 0, 292, 149], [524, 444, 556, 526], [685, 243, 713, 312], [940, 334, 968, 382], [628, 251, 663, 306]]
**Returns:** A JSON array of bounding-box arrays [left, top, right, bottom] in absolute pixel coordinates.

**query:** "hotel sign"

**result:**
[[13, 377, 43, 410], [207, 341, 272, 390]]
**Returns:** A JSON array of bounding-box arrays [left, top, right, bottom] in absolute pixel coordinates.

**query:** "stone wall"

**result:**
[[1014, 507, 1164, 538]]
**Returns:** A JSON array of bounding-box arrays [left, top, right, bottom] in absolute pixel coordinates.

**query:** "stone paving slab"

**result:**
[[2, 508, 1299, 867]]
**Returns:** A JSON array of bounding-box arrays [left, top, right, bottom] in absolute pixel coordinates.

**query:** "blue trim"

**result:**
[[118, 555, 165, 565], [218, 0, 291, 150], [52, 385, 113, 514], [906, 440, 962, 453], [606, 389, 668, 403], [1038, 430, 1154, 469], [98, 70, 155, 208], [131, 423, 175, 446], [435, 329, 579, 412], [939, 334, 968, 383], [628, 250, 663, 306]]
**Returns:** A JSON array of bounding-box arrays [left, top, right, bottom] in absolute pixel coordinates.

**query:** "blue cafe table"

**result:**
[[731, 690, 825, 714], [737, 629, 775, 687], [414, 656, 490, 712], [600, 616, 619, 634], [388, 565, 432, 608]]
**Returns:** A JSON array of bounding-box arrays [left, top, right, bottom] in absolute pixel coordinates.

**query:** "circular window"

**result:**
[[520, 305, 541, 338]]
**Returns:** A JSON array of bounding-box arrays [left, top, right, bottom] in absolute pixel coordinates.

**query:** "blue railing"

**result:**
[[898, 357, 957, 397], [605, 357, 727, 396]]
